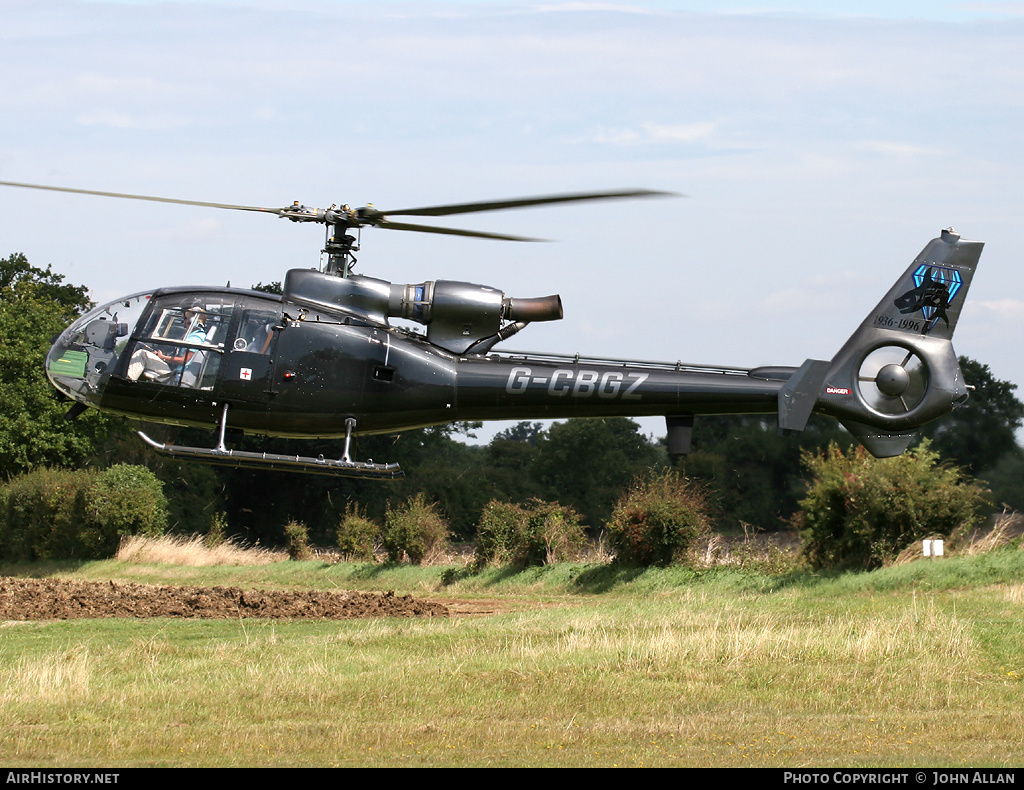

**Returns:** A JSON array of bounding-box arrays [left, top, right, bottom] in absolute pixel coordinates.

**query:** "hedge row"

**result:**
[[1, 443, 988, 570], [0, 464, 167, 560]]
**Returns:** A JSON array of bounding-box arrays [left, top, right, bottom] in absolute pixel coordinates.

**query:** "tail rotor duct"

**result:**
[[856, 345, 930, 416]]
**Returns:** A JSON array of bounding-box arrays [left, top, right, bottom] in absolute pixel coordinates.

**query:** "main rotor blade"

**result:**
[[382, 189, 677, 218], [1, 181, 677, 239], [0, 180, 286, 215], [377, 220, 546, 242]]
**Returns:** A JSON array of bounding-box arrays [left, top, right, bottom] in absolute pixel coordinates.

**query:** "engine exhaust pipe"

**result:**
[[502, 294, 563, 323]]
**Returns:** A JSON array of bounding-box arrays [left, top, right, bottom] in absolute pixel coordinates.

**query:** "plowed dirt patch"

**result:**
[[0, 577, 448, 620]]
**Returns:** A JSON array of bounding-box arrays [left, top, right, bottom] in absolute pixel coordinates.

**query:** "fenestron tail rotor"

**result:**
[[856, 345, 930, 416]]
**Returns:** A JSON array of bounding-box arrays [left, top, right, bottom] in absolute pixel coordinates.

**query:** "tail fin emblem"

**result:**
[[894, 265, 962, 328]]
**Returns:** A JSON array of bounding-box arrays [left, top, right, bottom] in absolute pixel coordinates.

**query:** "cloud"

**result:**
[[593, 121, 717, 146], [169, 218, 225, 243], [73, 72, 166, 96], [74, 111, 192, 130], [532, 2, 665, 14], [855, 140, 946, 157], [958, 3, 1024, 16], [974, 299, 1024, 320]]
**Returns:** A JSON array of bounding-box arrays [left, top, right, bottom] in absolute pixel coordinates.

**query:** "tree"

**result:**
[[0, 253, 121, 479], [531, 417, 665, 527], [681, 414, 854, 532], [479, 423, 547, 506], [919, 356, 1024, 473], [0, 253, 91, 310], [975, 452, 1024, 512], [493, 421, 544, 445]]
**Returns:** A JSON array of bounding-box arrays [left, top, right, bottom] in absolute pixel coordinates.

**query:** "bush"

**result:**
[[382, 493, 450, 564], [0, 464, 167, 560], [0, 468, 91, 560], [795, 441, 987, 570], [606, 469, 713, 567], [81, 464, 168, 557], [205, 511, 229, 548], [529, 500, 587, 565], [475, 499, 586, 568], [336, 503, 379, 561], [475, 500, 528, 567], [284, 520, 312, 560]]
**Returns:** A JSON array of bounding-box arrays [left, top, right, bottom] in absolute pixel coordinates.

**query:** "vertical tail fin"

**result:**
[[859, 227, 982, 342], [781, 228, 984, 457]]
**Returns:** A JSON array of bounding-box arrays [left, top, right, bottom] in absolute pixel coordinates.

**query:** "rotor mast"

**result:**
[[324, 209, 359, 277]]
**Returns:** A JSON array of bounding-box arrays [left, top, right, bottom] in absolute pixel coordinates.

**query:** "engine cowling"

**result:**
[[283, 270, 562, 353]]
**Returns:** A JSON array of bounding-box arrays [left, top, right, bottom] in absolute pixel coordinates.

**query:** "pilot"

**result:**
[[126, 298, 209, 385], [155, 299, 208, 371]]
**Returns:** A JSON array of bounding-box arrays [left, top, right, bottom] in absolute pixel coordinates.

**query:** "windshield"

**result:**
[[46, 291, 154, 405]]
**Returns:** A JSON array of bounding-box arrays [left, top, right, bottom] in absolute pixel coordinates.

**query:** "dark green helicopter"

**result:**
[[1, 180, 983, 479]]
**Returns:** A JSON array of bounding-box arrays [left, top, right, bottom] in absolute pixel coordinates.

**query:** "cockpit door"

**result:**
[[216, 303, 282, 407]]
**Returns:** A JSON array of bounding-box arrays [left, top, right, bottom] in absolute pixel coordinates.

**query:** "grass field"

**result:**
[[1, 543, 1023, 767]]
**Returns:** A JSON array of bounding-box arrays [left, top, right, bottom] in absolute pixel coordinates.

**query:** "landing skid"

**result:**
[[137, 431, 404, 479], [136, 407, 403, 479]]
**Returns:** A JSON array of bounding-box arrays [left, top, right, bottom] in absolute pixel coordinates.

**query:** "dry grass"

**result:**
[[113, 508, 1020, 572], [116, 533, 286, 566], [960, 509, 1024, 555], [579, 533, 615, 565], [894, 509, 1024, 564], [692, 530, 802, 571], [0, 646, 93, 706], [1001, 584, 1024, 604], [3, 583, 1015, 767]]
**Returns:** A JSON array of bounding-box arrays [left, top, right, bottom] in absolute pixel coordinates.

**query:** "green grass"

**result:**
[[2, 550, 1023, 767]]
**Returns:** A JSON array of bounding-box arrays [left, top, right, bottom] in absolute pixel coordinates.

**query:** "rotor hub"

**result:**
[[876, 363, 911, 397]]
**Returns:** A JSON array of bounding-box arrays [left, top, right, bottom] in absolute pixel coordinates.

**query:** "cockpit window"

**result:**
[[234, 308, 279, 355], [126, 295, 234, 389]]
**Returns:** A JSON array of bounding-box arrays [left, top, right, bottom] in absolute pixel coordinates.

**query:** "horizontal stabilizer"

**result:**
[[778, 359, 831, 434]]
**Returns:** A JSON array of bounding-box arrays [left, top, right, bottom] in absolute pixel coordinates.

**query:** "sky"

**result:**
[[2, 0, 1023, 444]]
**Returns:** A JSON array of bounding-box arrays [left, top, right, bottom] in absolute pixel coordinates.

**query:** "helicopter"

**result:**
[[1, 179, 983, 480]]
